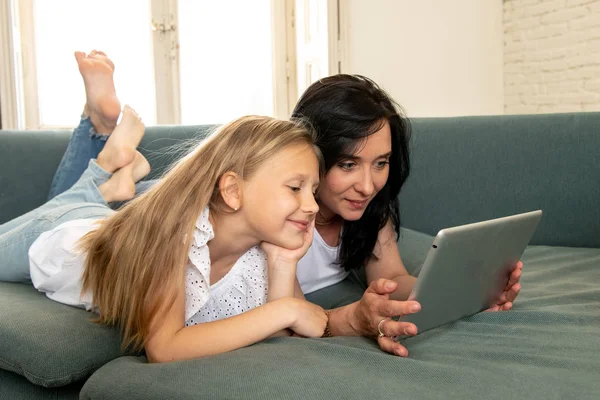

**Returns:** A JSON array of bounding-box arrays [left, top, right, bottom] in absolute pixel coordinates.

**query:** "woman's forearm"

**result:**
[[149, 298, 295, 363]]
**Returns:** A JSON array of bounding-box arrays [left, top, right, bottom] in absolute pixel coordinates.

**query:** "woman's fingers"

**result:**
[[366, 278, 398, 295], [379, 299, 421, 319], [508, 266, 522, 286], [377, 336, 409, 357], [506, 282, 521, 303], [511, 260, 523, 272], [485, 304, 501, 312], [357, 280, 421, 336], [378, 318, 418, 338]]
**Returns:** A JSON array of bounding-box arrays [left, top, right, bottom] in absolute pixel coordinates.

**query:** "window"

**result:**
[[1, 0, 340, 130], [178, 0, 274, 124], [30, 0, 157, 127]]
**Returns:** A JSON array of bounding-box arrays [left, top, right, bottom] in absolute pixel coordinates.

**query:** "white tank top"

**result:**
[[296, 228, 350, 294]]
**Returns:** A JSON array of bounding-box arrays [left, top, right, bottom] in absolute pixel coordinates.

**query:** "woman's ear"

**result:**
[[218, 172, 242, 212]]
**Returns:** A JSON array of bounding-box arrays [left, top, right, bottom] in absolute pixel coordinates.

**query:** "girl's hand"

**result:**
[[261, 219, 315, 266], [285, 297, 327, 337], [263, 220, 314, 301], [486, 261, 523, 312]]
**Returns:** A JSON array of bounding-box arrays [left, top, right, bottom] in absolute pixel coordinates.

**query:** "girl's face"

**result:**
[[318, 120, 392, 221], [242, 143, 320, 249]]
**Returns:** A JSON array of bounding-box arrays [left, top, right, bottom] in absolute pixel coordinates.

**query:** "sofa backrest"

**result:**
[[0, 125, 212, 227], [401, 112, 599, 248], [1, 130, 72, 223], [1, 113, 597, 247]]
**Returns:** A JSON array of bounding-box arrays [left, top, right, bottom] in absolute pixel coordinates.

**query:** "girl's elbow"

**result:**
[[145, 344, 176, 363]]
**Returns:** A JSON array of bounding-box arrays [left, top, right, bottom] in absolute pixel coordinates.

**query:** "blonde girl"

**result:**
[[0, 108, 327, 362]]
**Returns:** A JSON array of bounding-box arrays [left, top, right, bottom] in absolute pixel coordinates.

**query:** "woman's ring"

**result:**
[[377, 318, 388, 338]]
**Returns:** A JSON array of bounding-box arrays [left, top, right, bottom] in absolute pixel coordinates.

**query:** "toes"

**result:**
[[123, 104, 139, 117], [74, 51, 86, 64], [90, 49, 107, 56], [121, 105, 142, 125]]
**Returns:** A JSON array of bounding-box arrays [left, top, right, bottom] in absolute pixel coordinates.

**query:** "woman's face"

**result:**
[[318, 120, 392, 221], [242, 143, 320, 249]]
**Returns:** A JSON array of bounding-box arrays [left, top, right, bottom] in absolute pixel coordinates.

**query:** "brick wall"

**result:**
[[504, 0, 600, 114]]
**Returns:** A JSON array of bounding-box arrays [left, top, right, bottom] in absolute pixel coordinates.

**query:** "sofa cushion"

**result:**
[[0, 227, 432, 389], [0, 282, 123, 387], [0, 367, 82, 400], [80, 245, 600, 400]]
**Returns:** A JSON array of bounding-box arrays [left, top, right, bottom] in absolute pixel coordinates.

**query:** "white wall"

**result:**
[[504, 0, 600, 114], [340, 0, 504, 117]]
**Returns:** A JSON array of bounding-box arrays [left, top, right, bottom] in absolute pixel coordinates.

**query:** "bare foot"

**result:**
[[98, 162, 136, 203], [132, 151, 151, 183], [96, 105, 145, 173], [75, 50, 121, 134]]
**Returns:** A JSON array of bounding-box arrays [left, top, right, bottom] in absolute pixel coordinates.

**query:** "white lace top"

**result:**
[[184, 208, 269, 325], [29, 207, 269, 326]]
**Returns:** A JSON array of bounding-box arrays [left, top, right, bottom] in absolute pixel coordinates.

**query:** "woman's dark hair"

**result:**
[[292, 75, 411, 271]]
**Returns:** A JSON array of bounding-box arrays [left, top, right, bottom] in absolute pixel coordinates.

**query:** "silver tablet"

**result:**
[[397, 210, 542, 339]]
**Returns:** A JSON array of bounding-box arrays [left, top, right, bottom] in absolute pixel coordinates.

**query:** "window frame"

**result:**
[[2, 0, 340, 129]]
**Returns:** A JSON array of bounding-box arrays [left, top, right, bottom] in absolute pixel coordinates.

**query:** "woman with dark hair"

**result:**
[[291, 75, 420, 355], [48, 51, 522, 357]]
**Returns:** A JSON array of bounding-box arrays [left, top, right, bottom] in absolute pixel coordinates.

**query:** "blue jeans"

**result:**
[[48, 115, 158, 200], [0, 160, 114, 283]]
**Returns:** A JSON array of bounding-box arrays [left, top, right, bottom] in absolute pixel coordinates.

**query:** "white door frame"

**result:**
[[150, 0, 181, 125], [0, 0, 22, 130], [272, 0, 296, 118], [291, 0, 342, 105]]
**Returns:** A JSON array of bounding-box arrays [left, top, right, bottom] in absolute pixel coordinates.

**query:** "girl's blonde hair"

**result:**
[[79, 115, 321, 353]]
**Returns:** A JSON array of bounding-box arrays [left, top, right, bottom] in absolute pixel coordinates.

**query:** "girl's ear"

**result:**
[[218, 172, 242, 212]]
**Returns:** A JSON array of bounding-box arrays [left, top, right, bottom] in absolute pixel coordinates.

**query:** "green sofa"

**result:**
[[1, 113, 599, 399]]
